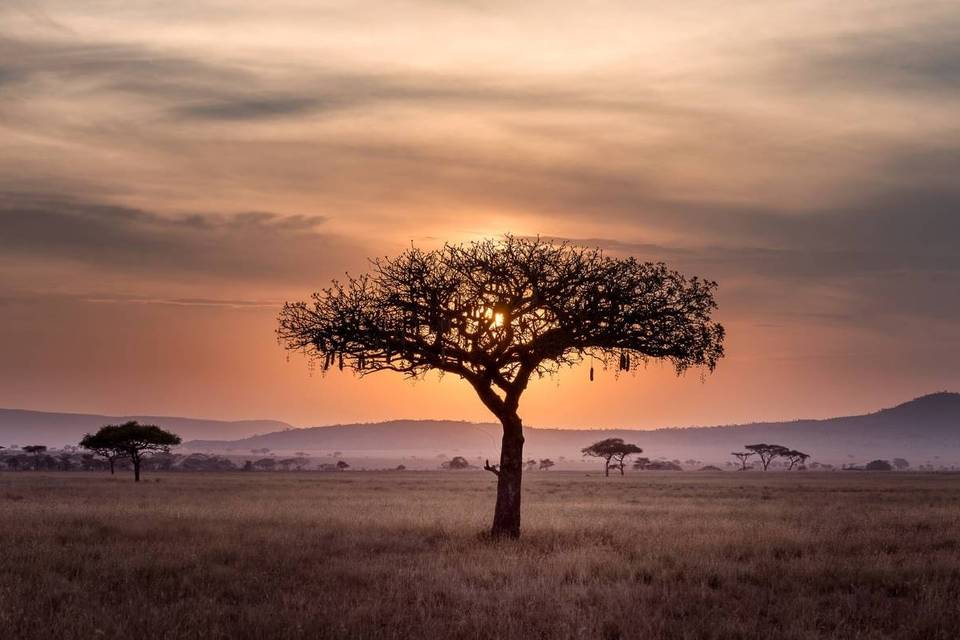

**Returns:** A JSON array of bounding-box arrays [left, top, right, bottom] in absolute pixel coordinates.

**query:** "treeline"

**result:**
[[0, 448, 354, 473], [1, 420, 354, 482]]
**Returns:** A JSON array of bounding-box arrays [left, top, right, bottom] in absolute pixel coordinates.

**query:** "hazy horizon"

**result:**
[[3, 389, 956, 434]]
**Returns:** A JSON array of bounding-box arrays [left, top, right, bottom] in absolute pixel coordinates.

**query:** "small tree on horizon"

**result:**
[[80, 426, 127, 474], [582, 438, 643, 476], [336, 460, 350, 471], [745, 444, 791, 471], [22, 445, 48, 471], [538, 458, 555, 471], [443, 456, 471, 470], [784, 449, 810, 470], [731, 451, 755, 471], [278, 236, 723, 537], [892, 457, 910, 470], [81, 422, 180, 482]]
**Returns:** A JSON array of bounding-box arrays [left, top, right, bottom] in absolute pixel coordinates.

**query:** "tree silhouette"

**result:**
[[538, 458, 555, 471], [81, 422, 180, 482], [336, 460, 350, 471], [731, 451, 755, 471], [892, 457, 910, 470], [443, 456, 471, 470], [278, 236, 724, 537], [744, 444, 790, 471], [784, 449, 810, 470], [80, 426, 127, 474], [582, 438, 644, 476], [22, 445, 47, 471]]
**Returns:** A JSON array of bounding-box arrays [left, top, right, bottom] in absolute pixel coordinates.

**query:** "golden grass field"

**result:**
[[2, 470, 959, 639]]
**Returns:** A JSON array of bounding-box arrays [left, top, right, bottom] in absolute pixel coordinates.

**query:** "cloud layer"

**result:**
[[1, 0, 958, 426]]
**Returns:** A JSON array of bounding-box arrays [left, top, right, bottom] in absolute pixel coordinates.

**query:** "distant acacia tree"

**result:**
[[784, 450, 810, 471], [731, 451, 755, 471], [865, 459, 893, 471], [80, 427, 126, 474], [744, 444, 790, 471], [632, 456, 652, 470], [22, 445, 48, 471], [525, 458, 538, 472], [538, 458, 555, 471], [442, 456, 471, 470], [81, 422, 180, 482], [892, 457, 910, 471], [278, 236, 724, 537], [582, 438, 643, 476], [336, 460, 350, 471]]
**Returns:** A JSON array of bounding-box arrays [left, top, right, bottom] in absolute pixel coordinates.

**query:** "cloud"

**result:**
[[770, 16, 960, 95], [0, 36, 717, 125], [0, 192, 364, 286]]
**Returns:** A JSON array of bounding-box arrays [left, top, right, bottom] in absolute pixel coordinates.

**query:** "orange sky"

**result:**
[[1, 1, 959, 428]]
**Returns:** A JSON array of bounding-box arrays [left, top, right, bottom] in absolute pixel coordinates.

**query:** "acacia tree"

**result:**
[[80, 426, 126, 474], [784, 449, 810, 470], [744, 444, 790, 471], [731, 451, 755, 471], [582, 438, 643, 476], [538, 458, 555, 471], [22, 445, 48, 471], [278, 236, 724, 538], [443, 456, 471, 470], [611, 442, 643, 475], [81, 422, 180, 482]]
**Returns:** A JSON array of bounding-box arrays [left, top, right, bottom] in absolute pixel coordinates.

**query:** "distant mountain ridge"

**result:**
[[3, 393, 959, 465], [184, 392, 960, 465], [0, 408, 290, 447]]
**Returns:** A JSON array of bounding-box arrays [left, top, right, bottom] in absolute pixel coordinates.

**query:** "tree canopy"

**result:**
[[278, 236, 724, 537], [582, 438, 644, 476], [744, 444, 791, 471], [80, 421, 181, 482]]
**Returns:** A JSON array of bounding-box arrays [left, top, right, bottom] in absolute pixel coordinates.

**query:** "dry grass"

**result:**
[[2, 471, 959, 639]]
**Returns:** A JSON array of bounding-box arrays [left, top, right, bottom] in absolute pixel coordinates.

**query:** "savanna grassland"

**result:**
[[2, 471, 959, 640]]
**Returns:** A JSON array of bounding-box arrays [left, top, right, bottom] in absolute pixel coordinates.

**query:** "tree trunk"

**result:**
[[109, 458, 115, 475], [491, 413, 524, 538], [604, 458, 610, 476], [133, 455, 141, 482]]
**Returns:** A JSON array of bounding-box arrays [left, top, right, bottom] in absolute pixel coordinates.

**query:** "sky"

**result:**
[[1, 0, 959, 429]]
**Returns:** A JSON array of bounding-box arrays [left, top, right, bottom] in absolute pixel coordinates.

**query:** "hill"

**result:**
[[183, 392, 960, 466], [3, 393, 958, 466], [0, 408, 290, 447]]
